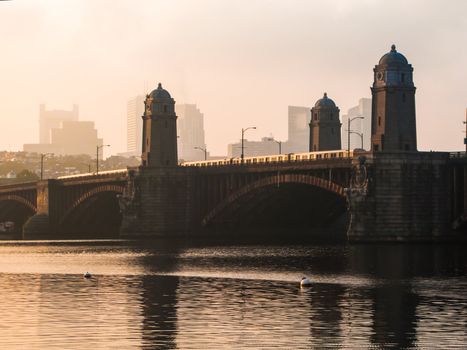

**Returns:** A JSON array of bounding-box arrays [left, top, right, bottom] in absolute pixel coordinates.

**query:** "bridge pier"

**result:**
[[120, 167, 196, 237], [23, 180, 57, 239], [347, 152, 451, 242]]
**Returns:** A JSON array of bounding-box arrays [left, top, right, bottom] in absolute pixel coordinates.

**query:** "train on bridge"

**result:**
[[181, 150, 354, 167]]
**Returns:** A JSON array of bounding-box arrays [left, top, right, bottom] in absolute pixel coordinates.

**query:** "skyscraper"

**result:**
[[176, 104, 206, 161], [286, 106, 311, 153], [341, 98, 371, 151], [25, 104, 104, 158], [127, 95, 145, 155], [39, 104, 79, 144]]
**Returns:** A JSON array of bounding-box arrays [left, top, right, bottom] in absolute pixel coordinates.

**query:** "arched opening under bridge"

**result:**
[[203, 175, 349, 241], [0, 196, 36, 237], [59, 186, 123, 238]]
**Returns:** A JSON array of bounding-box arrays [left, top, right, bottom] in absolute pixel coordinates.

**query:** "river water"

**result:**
[[0, 240, 466, 349]]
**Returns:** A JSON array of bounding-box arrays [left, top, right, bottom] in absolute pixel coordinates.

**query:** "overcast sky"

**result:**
[[0, 0, 466, 156]]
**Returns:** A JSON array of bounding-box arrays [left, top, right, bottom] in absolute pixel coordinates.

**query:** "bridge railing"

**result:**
[[57, 168, 129, 180], [180, 150, 353, 168], [449, 152, 467, 159]]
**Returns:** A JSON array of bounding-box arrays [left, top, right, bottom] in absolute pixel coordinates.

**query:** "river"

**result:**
[[0, 240, 465, 349]]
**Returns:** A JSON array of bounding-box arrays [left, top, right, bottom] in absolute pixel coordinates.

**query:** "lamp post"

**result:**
[[273, 140, 282, 154], [464, 108, 467, 154], [347, 116, 364, 156], [194, 146, 208, 160], [40, 153, 53, 180], [96, 144, 110, 175], [241, 126, 256, 163], [82, 163, 91, 173], [349, 131, 364, 149]]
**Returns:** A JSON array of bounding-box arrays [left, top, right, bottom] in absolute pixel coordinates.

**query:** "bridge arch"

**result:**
[[202, 173, 348, 238], [0, 195, 36, 213], [0, 195, 37, 235], [59, 184, 125, 237]]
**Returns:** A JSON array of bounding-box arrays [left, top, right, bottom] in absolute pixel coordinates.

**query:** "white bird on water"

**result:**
[[300, 276, 311, 287]]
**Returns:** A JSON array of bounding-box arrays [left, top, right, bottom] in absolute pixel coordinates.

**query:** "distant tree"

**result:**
[[16, 169, 39, 181]]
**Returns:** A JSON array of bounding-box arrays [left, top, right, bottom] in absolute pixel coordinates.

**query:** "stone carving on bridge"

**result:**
[[118, 169, 140, 233], [348, 155, 369, 196]]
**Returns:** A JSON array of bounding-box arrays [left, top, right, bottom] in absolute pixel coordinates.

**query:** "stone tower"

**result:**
[[309, 93, 342, 151], [371, 45, 417, 152], [141, 83, 178, 166]]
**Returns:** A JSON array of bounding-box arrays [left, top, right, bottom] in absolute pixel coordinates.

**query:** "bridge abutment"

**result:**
[[347, 152, 451, 242]]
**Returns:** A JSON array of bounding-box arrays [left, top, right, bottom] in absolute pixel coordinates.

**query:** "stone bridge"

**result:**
[[0, 152, 466, 241]]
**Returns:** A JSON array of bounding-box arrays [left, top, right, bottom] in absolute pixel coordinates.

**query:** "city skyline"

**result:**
[[0, 1, 466, 156]]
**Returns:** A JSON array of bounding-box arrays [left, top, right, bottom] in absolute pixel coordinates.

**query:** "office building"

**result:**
[[227, 137, 281, 158], [285, 106, 311, 153], [341, 98, 371, 151], [39, 104, 79, 144], [176, 104, 206, 161], [24, 105, 104, 158], [127, 95, 145, 156]]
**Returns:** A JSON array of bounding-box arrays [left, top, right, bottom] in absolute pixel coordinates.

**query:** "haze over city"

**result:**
[[0, 0, 466, 156]]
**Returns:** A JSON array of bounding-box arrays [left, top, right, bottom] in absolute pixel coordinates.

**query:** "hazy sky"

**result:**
[[0, 0, 466, 156]]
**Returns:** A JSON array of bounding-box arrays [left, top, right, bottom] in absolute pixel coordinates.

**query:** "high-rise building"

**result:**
[[341, 98, 371, 151], [51, 121, 103, 157], [39, 104, 79, 144], [371, 44, 417, 152], [127, 95, 145, 155], [286, 106, 311, 153], [309, 93, 342, 151], [176, 104, 206, 161], [24, 104, 104, 158]]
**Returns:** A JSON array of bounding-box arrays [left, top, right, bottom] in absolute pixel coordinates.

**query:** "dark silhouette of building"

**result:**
[[309, 93, 342, 151], [371, 44, 417, 152], [141, 83, 178, 167]]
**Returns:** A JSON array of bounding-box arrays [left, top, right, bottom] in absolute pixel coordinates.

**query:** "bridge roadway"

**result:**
[[0, 151, 466, 241]]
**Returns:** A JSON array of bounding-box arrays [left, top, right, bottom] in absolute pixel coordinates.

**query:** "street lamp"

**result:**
[[96, 144, 110, 175], [347, 116, 364, 156], [82, 163, 91, 173], [194, 146, 208, 161], [273, 140, 282, 155], [40, 153, 53, 180], [349, 131, 364, 149], [241, 126, 256, 163]]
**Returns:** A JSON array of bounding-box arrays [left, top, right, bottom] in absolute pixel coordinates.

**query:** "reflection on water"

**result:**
[[0, 241, 466, 349]]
